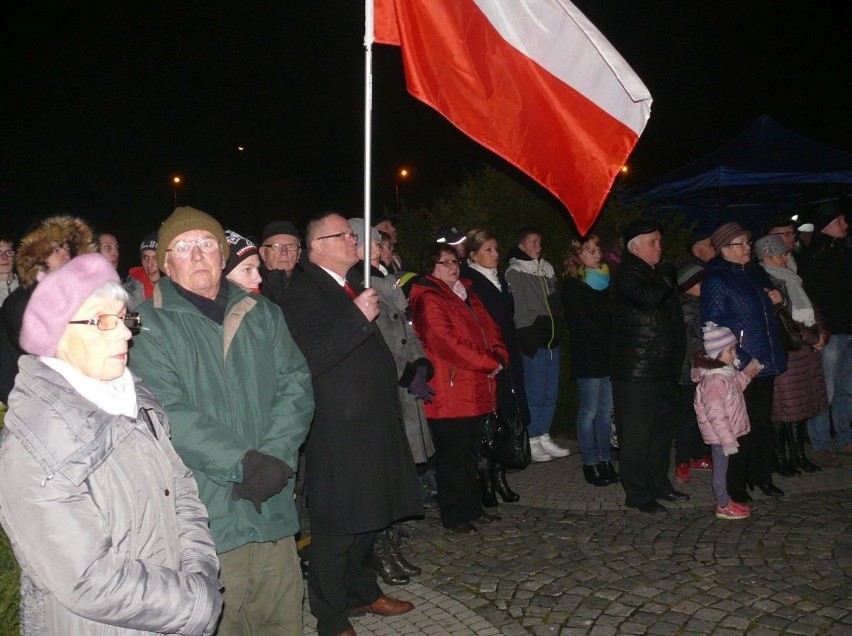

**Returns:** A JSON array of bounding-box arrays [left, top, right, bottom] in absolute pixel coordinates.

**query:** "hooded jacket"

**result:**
[[15, 216, 96, 288], [409, 275, 507, 420], [691, 355, 757, 449], [504, 247, 564, 356], [0, 356, 221, 636]]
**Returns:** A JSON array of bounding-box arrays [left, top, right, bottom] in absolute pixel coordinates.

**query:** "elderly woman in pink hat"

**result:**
[[0, 253, 222, 636]]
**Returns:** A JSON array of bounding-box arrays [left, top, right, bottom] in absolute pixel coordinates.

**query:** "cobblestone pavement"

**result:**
[[303, 440, 852, 635]]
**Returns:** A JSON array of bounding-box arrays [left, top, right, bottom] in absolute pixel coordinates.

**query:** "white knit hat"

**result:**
[[703, 321, 738, 359]]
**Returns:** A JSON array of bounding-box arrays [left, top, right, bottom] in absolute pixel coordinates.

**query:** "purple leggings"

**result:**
[[711, 445, 730, 507]]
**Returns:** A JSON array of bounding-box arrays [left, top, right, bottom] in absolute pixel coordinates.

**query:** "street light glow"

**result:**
[[173, 176, 181, 184], [399, 168, 409, 178]]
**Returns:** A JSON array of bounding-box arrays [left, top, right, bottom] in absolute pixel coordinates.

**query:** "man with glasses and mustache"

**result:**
[[129, 206, 315, 636], [259, 220, 303, 304], [280, 210, 421, 636]]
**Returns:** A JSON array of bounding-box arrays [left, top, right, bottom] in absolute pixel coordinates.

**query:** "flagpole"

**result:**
[[362, 0, 374, 288]]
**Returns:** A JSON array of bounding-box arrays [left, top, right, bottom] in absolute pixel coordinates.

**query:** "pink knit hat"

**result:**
[[702, 321, 738, 359], [21, 253, 120, 357]]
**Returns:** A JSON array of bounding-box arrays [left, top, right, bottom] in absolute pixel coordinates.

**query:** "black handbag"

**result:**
[[482, 384, 531, 470], [775, 304, 803, 352]]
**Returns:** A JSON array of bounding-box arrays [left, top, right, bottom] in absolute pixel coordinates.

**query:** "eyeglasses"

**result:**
[[0, 249, 14, 257], [68, 313, 141, 331], [316, 232, 358, 242], [263, 243, 300, 252], [435, 258, 460, 268], [166, 238, 220, 258], [727, 240, 753, 248]]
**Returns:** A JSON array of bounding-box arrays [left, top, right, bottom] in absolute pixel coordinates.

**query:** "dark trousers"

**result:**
[[727, 374, 775, 497], [308, 531, 382, 636], [675, 382, 708, 463], [428, 416, 485, 528], [612, 379, 676, 506]]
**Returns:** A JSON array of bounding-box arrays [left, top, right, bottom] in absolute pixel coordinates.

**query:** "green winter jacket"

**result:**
[[130, 278, 314, 554]]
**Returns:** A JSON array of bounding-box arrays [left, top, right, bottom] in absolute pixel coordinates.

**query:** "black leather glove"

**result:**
[[407, 364, 435, 402], [231, 450, 295, 513]]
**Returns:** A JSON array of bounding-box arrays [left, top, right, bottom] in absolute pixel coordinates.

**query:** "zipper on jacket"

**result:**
[[536, 260, 556, 349]]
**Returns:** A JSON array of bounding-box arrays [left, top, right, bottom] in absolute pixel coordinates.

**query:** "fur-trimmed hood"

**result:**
[[16, 216, 96, 287]]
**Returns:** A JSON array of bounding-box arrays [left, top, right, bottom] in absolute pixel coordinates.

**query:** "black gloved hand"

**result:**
[[231, 450, 295, 513], [407, 364, 435, 403]]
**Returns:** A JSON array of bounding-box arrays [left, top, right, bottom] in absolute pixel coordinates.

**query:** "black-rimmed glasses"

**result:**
[[68, 313, 141, 332], [727, 240, 753, 248], [263, 243, 300, 252], [435, 258, 460, 268], [316, 232, 358, 242]]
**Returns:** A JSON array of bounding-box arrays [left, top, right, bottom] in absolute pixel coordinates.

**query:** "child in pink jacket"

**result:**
[[692, 322, 763, 520]]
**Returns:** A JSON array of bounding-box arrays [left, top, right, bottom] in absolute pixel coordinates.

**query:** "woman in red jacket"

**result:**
[[409, 243, 508, 534]]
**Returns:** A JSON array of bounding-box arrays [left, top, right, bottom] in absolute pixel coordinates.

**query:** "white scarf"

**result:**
[[506, 257, 555, 278], [468, 262, 502, 291], [760, 263, 815, 326], [41, 357, 138, 418]]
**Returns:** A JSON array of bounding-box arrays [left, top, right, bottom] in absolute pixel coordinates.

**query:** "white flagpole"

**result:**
[[362, 1, 374, 288]]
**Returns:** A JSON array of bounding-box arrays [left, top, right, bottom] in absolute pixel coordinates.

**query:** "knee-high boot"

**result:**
[[772, 422, 797, 477], [788, 420, 821, 473], [479, 467, 498, 508], [490, 463, 520, 503]]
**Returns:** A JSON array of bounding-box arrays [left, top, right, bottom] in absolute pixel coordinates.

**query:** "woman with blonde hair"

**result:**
[[561, 234, 619, 486]]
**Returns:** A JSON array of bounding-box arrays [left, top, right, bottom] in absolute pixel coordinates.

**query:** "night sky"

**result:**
[[2, 1, 850, 265]]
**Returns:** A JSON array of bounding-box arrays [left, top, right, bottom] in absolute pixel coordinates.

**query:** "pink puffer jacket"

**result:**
[[692, 355, 759, 449]]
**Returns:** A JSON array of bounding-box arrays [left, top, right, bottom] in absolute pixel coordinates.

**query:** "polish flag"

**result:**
[[372, 0, 652, 235]]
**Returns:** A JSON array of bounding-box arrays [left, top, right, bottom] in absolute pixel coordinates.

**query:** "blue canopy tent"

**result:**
[[621, 115, 852, 234]]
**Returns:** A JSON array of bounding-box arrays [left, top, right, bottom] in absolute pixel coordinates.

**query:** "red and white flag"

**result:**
[[372, 0, 652, 234]]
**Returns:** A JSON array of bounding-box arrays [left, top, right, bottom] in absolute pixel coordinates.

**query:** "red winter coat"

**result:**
[[409, 276, 507, 420]]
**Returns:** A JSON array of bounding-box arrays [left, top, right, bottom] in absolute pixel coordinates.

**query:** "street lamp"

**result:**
[[395, 167, 410, 207], [172, 176, 181, 207]]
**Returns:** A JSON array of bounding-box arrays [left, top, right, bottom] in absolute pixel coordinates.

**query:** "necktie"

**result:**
[[342, 281, 357, 299]]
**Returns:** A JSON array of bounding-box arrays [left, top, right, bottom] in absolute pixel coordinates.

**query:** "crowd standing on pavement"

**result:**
[[0, 203, 849, 636]]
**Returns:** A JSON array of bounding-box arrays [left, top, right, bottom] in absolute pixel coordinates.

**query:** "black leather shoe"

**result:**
[[756, 483, 784, 497], [447, 521, 478, 534], [658, 490, 690, 502], [627, 501, 668, 514]]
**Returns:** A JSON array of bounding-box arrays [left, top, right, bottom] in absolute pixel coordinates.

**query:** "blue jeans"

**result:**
[[523, 347, 560, 438], [808, 333, 852, 451], [576, 377, 613, 464]]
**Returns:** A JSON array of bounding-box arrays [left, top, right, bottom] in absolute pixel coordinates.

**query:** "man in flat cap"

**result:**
[[610, 220, 687, 514]]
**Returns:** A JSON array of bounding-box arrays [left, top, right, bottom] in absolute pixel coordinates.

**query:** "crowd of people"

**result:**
[[0, 204, 849, 635]]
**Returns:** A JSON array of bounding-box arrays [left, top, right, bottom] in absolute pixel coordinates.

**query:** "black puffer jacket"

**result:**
[[610, 252, 685, 382], [798, 234, 852, 335]]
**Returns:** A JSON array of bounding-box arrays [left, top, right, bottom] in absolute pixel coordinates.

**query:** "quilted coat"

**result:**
[[409, 275, 508, 420], [610, 252, 685, 382], [0, 357, 221, 635], [691, 356, 756, 449], [701, 257, 787, 377]]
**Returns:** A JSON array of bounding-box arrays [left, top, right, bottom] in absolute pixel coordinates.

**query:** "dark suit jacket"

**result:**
[[279, 260, 421, 535]]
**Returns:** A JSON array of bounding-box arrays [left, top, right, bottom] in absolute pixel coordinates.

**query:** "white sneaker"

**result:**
[[529, 437, 554, 462], [539, 434, 570, 458]]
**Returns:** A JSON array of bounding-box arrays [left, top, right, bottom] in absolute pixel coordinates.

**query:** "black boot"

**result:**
[[387, 526, 421, 577], [490, 463, 520, 503], [583, 464, 608, 487], [789, 420, 821, 473], [772, 422, 798, 477], [372, 529, 409, 585], [599, 461, 620, 484], [479, 468, 498, 508]]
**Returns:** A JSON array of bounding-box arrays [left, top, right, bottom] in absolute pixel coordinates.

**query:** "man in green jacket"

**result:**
[[130, 206, 315, 635]]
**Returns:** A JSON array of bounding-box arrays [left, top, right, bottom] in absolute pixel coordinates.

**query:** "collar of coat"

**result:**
[[4, 356, 166, 486]]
